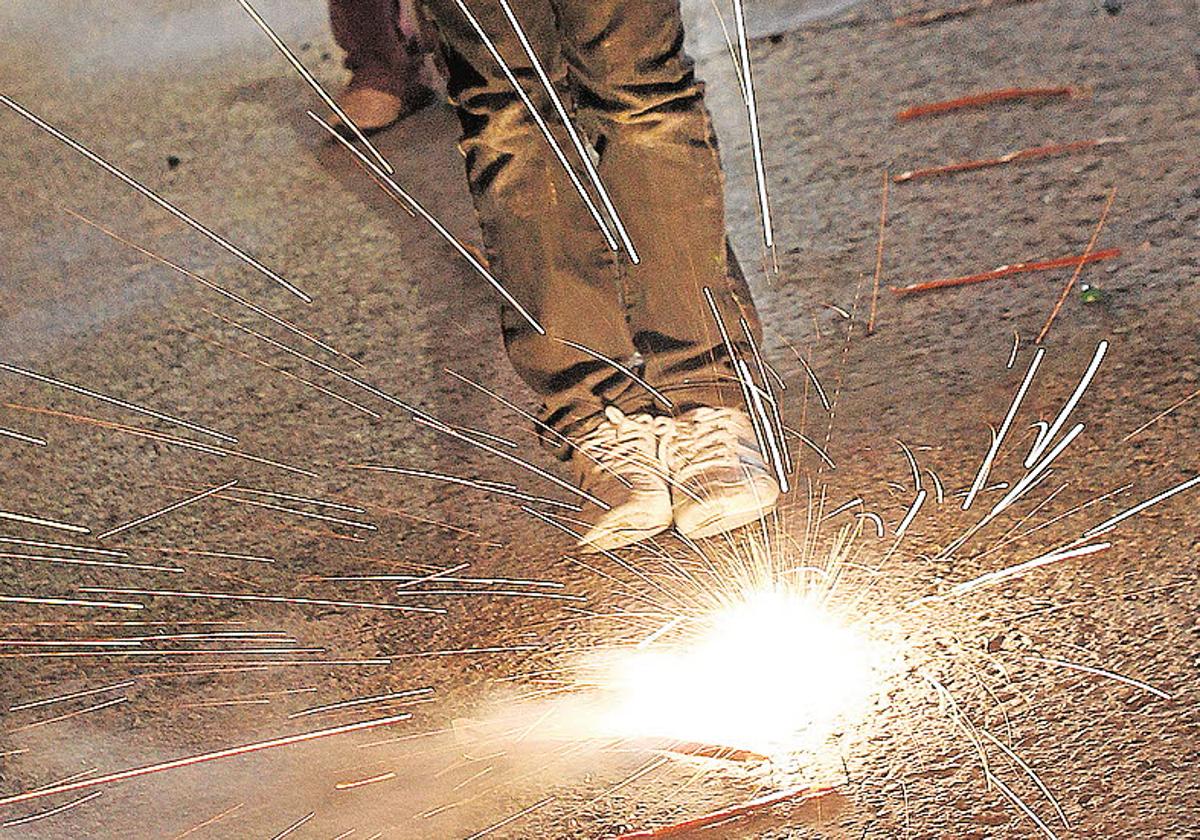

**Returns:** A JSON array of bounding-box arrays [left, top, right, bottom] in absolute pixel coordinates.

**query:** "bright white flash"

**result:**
[[600, 591, 883, 757]]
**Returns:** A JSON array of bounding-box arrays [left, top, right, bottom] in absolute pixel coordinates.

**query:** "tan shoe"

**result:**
[[572, 406, 674, 553], [662, 406, 780, 539], [332, 84, 434, 137]]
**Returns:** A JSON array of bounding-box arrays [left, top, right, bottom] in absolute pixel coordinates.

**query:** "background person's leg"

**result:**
[[420, 0, 651, 451], [552, 0, 763, 416], [329, 0, 430, 97]]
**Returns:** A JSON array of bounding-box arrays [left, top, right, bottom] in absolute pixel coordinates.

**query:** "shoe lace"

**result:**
[[576, 410, 670, 491], [666, 408, 749, 478]]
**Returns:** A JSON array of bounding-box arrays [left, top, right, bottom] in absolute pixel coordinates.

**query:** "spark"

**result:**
[[193, 331, 379, 417], [821, 497, 863, 521], [895, 489, 927, 537], [0, 536, 125, 557], [937, 541, 1111, 600], [1, 791, 103, 829], [867, 169, 890, 334], [0, 426, 46, 446], [9, 680, 136, 712], [895, 85, 1079, 120], [96, 479, 237, 540], [411, 415, 607, 509], [731, 0, 775, 253], [307, 111, 545, 334], [207, 307, 432, 420], [324, 573, 566, 590], [269, 811, 315, 840], [962, 347, 1046, 510], [448, 0, 621, 254], [0, 95, 310, 302], [7, 696, 128, 734], [0, 594, 143, 611], [350, 464, 580, 511], [335, 771, 397, 790], [0, 508, 90, 534], [1007, 331, 1021, 368], [200, 488, 377, 532], [1082, 474, 1200, 538], [114, 544, 277, 564], [552, 338, 671, 408], [4, 402, 317, 477], [167, 802, 244, 840], [79, 587, 445, 614], [985, 771, 1060, 840], [0, 361, 235, 443], [464, 796, 555, 839], [63, 206, 353, 364], [618, 784, 837, 839], [235, 0, 391, 175], [0, 553, 174, 575], [1037, 189, 1116, 343], [390, 589, 586, 603], [792, 352, 831, 412], [494, 0, 639, 262], [980, 730, 1069, 828], [288, 688, 434, 719], [0, 714, 413, 809], [1122, 385, 1200, 442], [1025, 341, 1107, 467]]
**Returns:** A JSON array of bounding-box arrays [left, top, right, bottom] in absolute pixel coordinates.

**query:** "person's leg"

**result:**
[[419, 0, 648, 451], [329, 0, 434, 128], [552, 0, 762, 418]]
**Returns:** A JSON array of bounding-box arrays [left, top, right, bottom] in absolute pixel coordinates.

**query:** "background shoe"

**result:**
[[571, 406, 674, 552], [332, 84, 435, 138], [663, 406, 780, 539]]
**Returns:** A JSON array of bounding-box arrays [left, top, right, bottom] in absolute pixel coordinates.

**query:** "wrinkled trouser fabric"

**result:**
[[419, 0, 764, 455]]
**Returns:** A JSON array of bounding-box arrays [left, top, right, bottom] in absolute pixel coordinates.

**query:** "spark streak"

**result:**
[[78, 587, 445, 615], [235, 0, 392, 176], [1082, 474, 1200, 538], [0, 426, 46, 446], [0, 361, 235, 444], [0, 509, 90, 535], [96, 480, 238, 540], [450, 0, 621, 254], [289, 687, 434, 719], [0, 95, 310, 302], [307, 111, 545, 334], [494, 0, 639, 261], [0, 714, 413, 809], [9, 680, 136, 712]]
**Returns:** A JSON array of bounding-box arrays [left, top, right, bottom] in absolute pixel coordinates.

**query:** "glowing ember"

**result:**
[[598, 590, 888, 757]]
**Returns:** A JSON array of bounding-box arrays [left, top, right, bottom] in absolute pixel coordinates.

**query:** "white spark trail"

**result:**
[[0, 361, 236, 444], [963, 347, 1045, 511], [1082, 474, 1200, 538], [494, 0, 640, 262], [0, 594, 143, 611], [79, 587, 444, 615], [0, 509, 90, 535], [308, 111, 545, 334], [449, 0, 622, 254], [0, 427, 46, 446], [1030, 655, 1171, 700], [731, 0, 775, 253], [236, 0, 393, 175], [96, 480, 238, 540], [0, 95, 310, 302], [1024, 340, 1107, 468], [289, 687, 434, 719]]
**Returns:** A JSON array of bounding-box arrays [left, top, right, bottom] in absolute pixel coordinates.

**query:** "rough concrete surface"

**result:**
[[0, 0, 1198, 837]]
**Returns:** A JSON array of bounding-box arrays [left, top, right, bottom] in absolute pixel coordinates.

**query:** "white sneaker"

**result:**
[[571, 406, 673, 552], [662, 406, 780, 539]]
